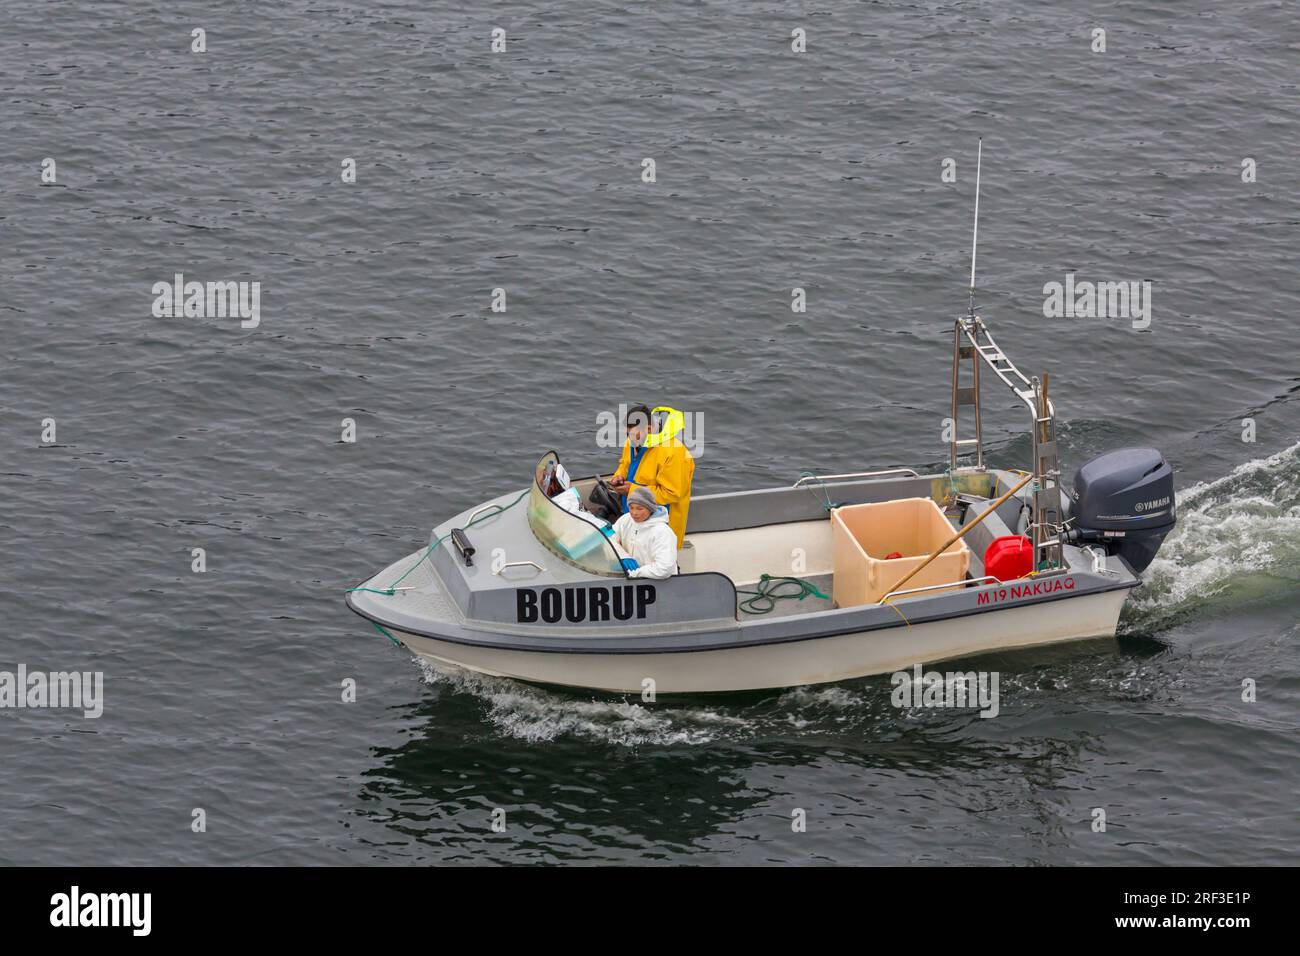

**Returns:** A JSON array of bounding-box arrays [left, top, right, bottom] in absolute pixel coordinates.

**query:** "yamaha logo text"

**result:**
[[1133, 496, 1171, 513]]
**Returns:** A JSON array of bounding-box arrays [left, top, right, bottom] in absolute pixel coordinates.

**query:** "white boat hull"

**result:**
[[391, 587, 1130, 694]]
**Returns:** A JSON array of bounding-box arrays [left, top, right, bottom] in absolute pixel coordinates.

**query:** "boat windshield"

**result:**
[[527, 451, 626, 577]]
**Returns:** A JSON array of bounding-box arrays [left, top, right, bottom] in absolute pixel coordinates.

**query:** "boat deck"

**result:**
[[736, 572, 836, 619]]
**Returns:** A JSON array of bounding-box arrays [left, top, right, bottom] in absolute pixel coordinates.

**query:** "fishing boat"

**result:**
[[345, 148, 1177, 694]]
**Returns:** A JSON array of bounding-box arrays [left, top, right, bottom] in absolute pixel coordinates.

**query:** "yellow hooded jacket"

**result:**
[[613, 407, 695, 548]]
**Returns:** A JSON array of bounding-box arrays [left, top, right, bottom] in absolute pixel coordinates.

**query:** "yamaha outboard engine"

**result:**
[[1067, 447, 1175, 573]]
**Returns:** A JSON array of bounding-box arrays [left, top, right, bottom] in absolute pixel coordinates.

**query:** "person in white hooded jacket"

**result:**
[[612, 486, 679, 579]]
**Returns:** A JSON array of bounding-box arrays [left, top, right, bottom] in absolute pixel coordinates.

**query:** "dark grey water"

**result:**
[[2, 0, 1297, 865]]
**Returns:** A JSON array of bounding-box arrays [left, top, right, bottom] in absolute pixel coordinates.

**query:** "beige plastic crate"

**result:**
[[831, 497, 971, 607]]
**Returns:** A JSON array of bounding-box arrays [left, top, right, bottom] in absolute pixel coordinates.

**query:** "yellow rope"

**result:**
[[880, 598, 912, 628]]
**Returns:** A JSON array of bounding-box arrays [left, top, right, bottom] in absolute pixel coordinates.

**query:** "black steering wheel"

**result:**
[[588, 478, 623, 523]]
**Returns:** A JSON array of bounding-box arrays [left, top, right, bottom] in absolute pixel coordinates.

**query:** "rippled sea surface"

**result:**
[[2, 1, 1297, 865]]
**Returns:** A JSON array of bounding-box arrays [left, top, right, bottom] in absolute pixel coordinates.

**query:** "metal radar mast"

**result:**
[[948, 139, 1065, 571]]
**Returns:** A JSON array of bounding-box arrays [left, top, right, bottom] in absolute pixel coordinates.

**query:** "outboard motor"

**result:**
[[1067, 447, 1175, 573]]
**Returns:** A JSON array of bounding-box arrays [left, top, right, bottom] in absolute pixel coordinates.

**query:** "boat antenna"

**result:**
[[968, 137, 982, 318]]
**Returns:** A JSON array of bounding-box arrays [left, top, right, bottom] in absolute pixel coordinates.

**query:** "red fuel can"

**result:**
[[984, 534, 1034, 581]]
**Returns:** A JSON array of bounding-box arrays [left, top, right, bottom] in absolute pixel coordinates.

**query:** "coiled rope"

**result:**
[[736, 573, 830, 615]]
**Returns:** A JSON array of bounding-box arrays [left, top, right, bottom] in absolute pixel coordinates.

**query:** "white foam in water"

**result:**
[[775, 685, 871, 714], [415, 661, 898, 744], [773, 685, 881, 728], [417, 660, 749, 746], [1125, 441, 1300, 631]]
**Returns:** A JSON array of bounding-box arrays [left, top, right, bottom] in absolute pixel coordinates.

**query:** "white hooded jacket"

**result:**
[[612, 507, 678, 579]]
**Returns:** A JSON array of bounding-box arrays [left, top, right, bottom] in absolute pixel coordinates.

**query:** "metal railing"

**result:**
[[793, 468, 920, 488], [880, 574, 1003, 604], [466, 502, 511, 525], [492, 560, 547, 576]]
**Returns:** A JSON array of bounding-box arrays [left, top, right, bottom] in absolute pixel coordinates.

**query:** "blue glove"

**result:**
[[620, 557, 640, 572]]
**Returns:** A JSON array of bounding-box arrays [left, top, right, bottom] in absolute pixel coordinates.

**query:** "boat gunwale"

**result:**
[[344, 570, 1140, 656]]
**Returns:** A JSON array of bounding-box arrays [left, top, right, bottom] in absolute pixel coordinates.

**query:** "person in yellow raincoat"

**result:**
[[609, 404, 694, 549]]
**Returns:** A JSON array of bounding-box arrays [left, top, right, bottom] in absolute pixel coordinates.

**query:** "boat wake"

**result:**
[[415, 659, 980, 746], [416, 660, 751, 746], [1122, 440, 1300, 634]]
